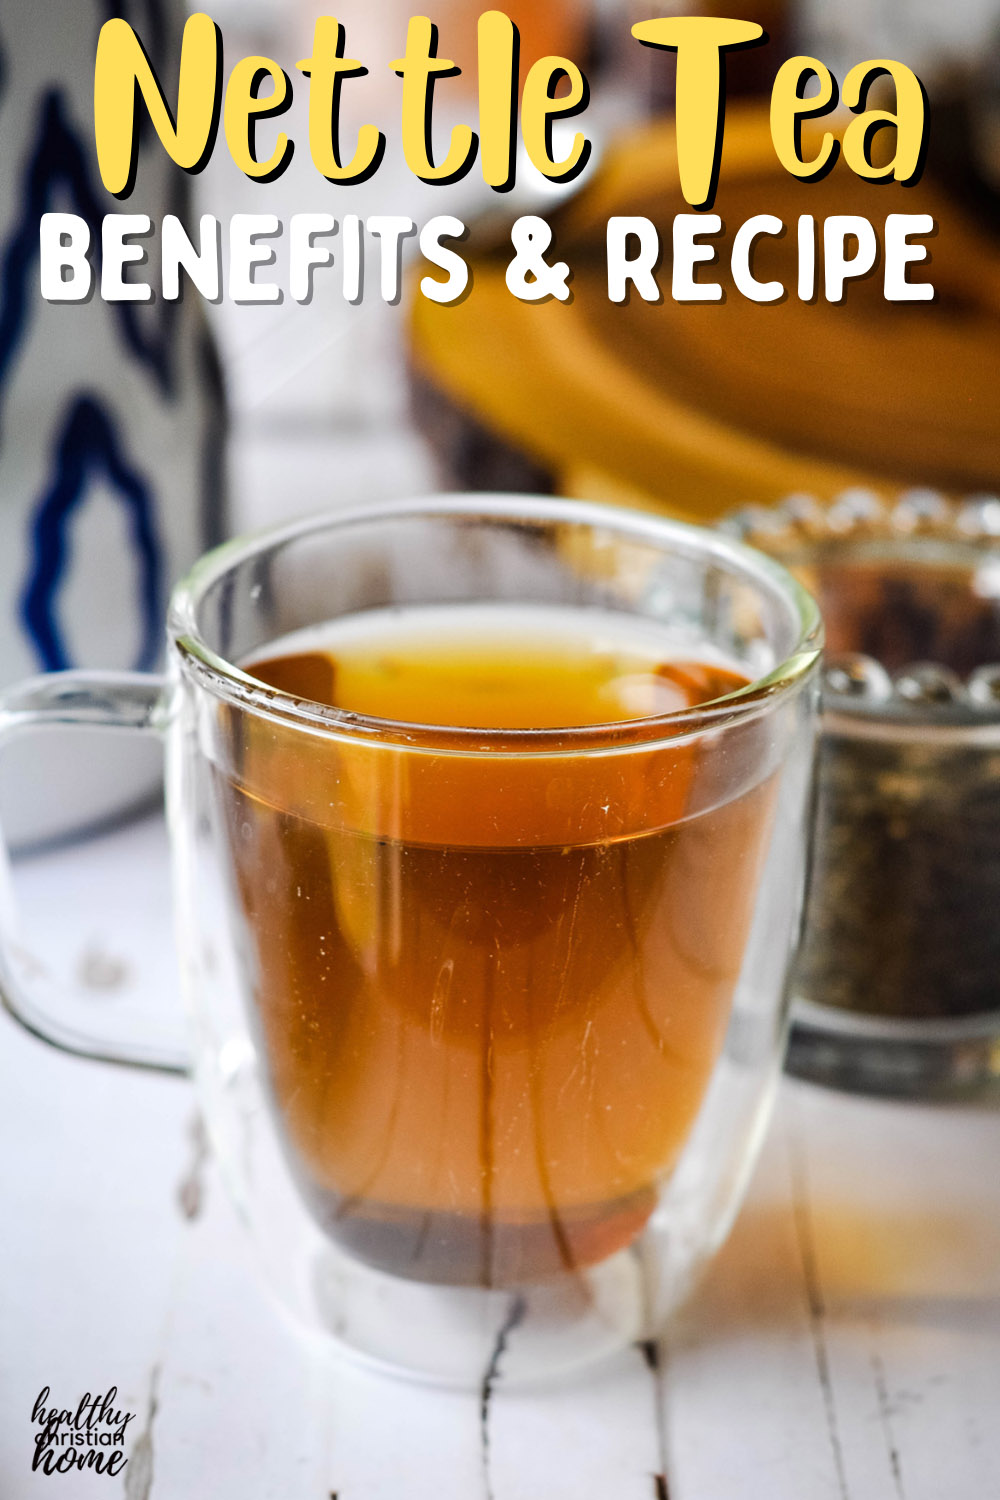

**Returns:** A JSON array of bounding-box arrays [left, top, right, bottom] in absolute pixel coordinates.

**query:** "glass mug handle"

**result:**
[[0, 670, 189, 1075]]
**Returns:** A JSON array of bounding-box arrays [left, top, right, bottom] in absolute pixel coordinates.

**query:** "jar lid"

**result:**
[[724, 490, 1000, 727]]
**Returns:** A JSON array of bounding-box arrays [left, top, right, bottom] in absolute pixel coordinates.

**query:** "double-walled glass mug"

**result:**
[[0, 497, 821, 1385]]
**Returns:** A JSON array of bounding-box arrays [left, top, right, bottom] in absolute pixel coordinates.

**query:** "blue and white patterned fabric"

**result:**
[[0, 0, 226, 842]]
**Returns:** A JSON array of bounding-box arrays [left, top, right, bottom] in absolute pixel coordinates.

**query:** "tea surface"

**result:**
[[244, 604, 750, 730]]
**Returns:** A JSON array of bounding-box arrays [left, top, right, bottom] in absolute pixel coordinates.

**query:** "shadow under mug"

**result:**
[[0, 496, 821, 1385]]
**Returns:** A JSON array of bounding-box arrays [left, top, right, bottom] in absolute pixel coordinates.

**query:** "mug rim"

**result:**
[[169, 494, 823, 753]]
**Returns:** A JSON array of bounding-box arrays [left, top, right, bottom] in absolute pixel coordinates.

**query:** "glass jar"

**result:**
[[728, 490, 1000, 1097]]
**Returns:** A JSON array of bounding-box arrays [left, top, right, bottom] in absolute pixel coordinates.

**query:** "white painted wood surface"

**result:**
[[1, 812, 998, 1499]]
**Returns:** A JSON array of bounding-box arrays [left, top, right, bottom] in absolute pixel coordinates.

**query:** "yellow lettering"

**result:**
[[297, 19, 385, 184], [224, 57, 292, 182], [842, 60, 928, 183], [521, 56, 590, 182], [94, 12, 221, 197], [478, 11, 518, 191], [632, 16, 765, 209], [391, 16, 476, 184], [770, 57, 839, 180]]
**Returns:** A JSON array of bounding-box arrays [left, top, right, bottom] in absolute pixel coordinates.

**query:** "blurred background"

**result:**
[[199, 0, 1000, 531], [1, 0, 1000, 843]]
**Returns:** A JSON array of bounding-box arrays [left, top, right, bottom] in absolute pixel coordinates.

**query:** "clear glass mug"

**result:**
[[0, 497, 821, 1385]]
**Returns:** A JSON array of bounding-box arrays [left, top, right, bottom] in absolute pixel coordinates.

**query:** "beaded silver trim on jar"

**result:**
[[723, 489, 1000, 726]]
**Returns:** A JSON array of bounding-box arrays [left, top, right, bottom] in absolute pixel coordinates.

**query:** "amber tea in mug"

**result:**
[[221, 604, 777, 1288], [0, 498, 820, 1381]]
